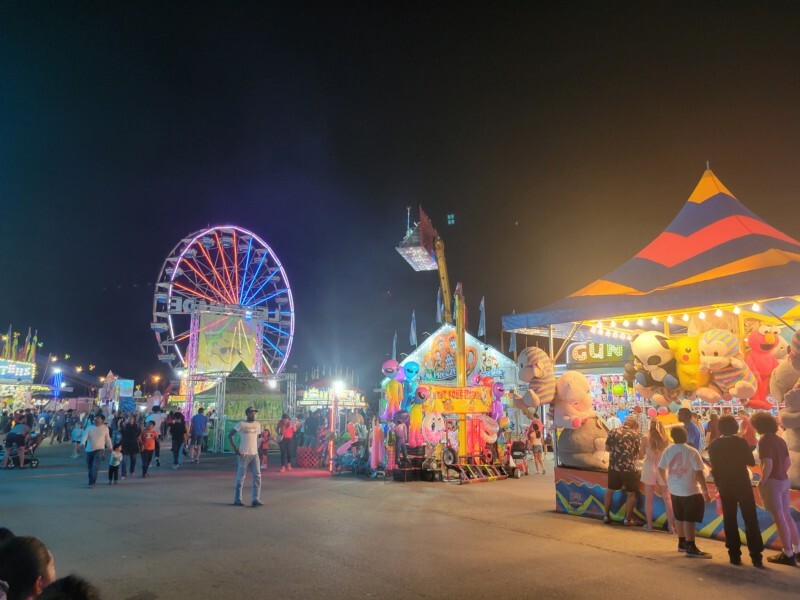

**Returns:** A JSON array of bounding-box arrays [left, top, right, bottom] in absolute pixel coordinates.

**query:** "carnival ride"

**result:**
[[389, 208, 518, 483], [152, 225, 295, 414]]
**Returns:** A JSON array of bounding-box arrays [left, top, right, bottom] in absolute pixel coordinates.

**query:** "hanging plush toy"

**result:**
[[630, 331, 679, 390], [402, 361, 420, 411], [699, 329, 760, 405], [381, 360, 403, 421], [553, 371, 608, 470], [667, 335, 710, 392], [515, 347, 555, 414], [745, 324, 781, 408], [552, 371, 597, 429]]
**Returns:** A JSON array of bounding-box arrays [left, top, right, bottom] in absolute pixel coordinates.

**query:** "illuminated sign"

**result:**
[[167, 297, 274, 321], [566, 342, 629, 366], [0, 359, 36, 384], [423, 384, 492, 414], [299, 387, 366, 408]]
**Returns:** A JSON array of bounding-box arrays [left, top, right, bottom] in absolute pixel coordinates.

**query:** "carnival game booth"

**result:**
[[502, 169, 800, 549], [296, 378, 368, 469], [190, 361, 295, 453], [380, 323, 522, 483]]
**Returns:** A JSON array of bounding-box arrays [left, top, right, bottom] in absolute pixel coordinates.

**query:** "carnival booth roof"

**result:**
[[503, 169, 800, 331], [195, 361, 267, 397], [391, 323, 520, 390]]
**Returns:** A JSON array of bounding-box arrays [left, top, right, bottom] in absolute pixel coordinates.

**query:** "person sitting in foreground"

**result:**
[[38, 576, 100, 600], [0, 536, 56, 599]]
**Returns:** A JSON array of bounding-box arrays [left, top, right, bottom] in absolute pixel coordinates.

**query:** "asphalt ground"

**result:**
[[2, 441, 799, 599]]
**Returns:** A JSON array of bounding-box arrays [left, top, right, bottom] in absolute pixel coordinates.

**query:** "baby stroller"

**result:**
[[333, 440, 368, 475], [510, 441, 528, 477], [1, 432, 43, 469]]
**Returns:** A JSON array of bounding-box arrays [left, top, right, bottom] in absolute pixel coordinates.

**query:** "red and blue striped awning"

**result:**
[[503, 169, 800, 330]]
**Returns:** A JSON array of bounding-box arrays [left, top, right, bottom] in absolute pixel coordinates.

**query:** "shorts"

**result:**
[[607, 470, 639, 492], [530, 445, 543, 454], [190, 435, 203, 446], [4, 433, 24, 448], [672, 494, 705, 523]]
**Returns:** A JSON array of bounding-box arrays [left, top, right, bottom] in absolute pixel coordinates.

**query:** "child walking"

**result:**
[[259, 428, 274, 471], [108, 443, 123, 484], [70, 421, 84, 459]]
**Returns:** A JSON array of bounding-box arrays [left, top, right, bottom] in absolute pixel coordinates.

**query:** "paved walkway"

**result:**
[[2, 443, 798, 599]]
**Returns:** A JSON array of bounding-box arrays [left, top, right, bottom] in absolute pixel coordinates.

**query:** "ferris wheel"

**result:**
[[151, 225, 295, 375]]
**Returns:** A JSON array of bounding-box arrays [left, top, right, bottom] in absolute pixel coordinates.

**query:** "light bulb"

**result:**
[[699, 311, 706, 320], [651, 317, 659, 325], [715, 309, 723, 317], [733, 306, 741, 315], [751, 303, 760, 312], [590, 326, 597, 334], [610, 320, 617, 328], [637, 319, 644, 326], [623, 320, 630, 327], [666, 315, 674, 323], [682, 313, 689, 322]]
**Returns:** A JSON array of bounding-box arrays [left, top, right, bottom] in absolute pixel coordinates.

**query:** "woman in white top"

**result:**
[[640, 419, 675, 532]]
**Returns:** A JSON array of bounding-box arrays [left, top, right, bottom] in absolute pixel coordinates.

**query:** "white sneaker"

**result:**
[[280, 467, 286, 473], [260, 464, 266, 470]]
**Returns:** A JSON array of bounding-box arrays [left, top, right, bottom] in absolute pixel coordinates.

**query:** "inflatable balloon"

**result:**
[[421, 412, 446, 445], [480, 376, 494, 388], [381, 359, 400, 379], [647, 407, 657, 418], [616, 409, 629, 421], [491, 382, 505, 398], [470, 373, 482, 386], [415, 386, 430, 404], [395, 366, 406, 383], [612, 383, 625, 396], [498, 416, 510, 430]]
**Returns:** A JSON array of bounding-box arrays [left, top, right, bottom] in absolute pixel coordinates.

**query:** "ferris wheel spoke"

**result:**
[[243, 270, 279, 306], [197, 242, 237, 304], [248, 287, 287, 308], [173, 315, 229, 342], [214, 231, 238, 303], [232, 229, 241, 304], [262, 334, 285, 357], [238, 236, 254, 304], [172, 280, 219, 304], [261, 321, 289, 338], [182, 257, 233, 305], [241, 245, 270, 302]]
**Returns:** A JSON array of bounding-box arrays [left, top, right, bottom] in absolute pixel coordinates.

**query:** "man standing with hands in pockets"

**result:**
[[228, 407, 263, 507]]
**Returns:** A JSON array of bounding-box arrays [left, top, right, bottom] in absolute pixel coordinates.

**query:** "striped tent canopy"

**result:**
[[503, 169, 800, 331]]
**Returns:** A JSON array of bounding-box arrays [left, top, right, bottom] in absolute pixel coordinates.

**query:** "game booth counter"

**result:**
[[377, 315, 535, 483], [502, 168, 800, 549]]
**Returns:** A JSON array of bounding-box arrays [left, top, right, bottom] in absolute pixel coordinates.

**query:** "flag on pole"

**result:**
[[3, 325, 11, 359], [478, 296, 486, 338], [392, 331, 397, 360], [436, 287, 443, 324], [22, 328, 31, 362], [27, 330, 37, 362], [508, 330, 517, 354], [409, 310, 418, 347], [11, 332, 19, 361]]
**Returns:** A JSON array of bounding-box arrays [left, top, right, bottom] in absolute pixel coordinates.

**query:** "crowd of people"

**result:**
[[1, 404, 212, 488], [604, 407, 800, 568]]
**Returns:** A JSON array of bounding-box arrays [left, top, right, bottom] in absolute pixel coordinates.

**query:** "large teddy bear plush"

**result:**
[[630, 331, 679, 390], [779, 387, 800, 489], [698, 328, 760, 405], [553, 371, 608, 470], [513, 347, 555, 417]]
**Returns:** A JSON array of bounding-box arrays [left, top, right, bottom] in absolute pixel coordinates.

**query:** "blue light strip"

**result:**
[[243, 269, 278, 306], [247, 287, 286, 307], [52, 371, 63, 397], [238, 237, 254, 304], [241, 247, 269, 304], [260, 321, 289, 337], [262, 334, 285, 357]]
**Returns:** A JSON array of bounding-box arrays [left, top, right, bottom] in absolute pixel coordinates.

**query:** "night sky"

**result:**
[[2, 2, 800, 389]]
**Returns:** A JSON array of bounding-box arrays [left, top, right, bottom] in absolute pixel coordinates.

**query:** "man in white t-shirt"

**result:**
[[228, 407, 263, 507], [658, 425, 712, 559]]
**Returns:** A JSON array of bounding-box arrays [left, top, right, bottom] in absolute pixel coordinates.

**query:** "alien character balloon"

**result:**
[[491, 382, 505, 421], [381, 359, 403, 421], [402, 361, 420, 411], [408, 385, 428, 446]]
